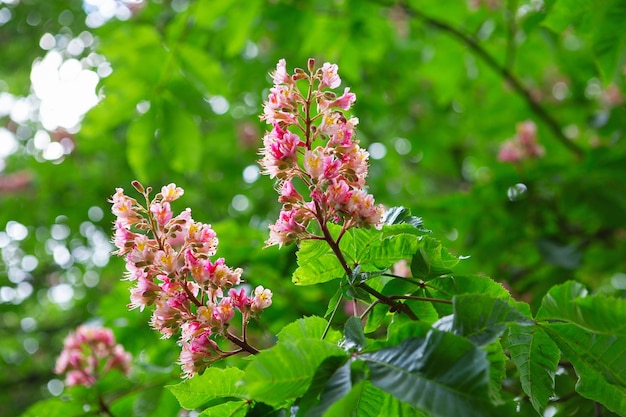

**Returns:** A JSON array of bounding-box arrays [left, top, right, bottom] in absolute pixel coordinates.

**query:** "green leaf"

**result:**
[[436, 294, 532, 346], [484, 341, 507, 405], [19, 398, 85, 417], [306, 361, 353, 417], [544, 323, 626, 415], [382, 206, 429, 234], [198, 400, 249, 417], [344, 316, 366, 351], [411, 236, 462, 279], [321, 380, 384, 417], [504, 324, 560, 414], [297, 356, 350, 417], [293, 226, 420, 286], [159, 97, 202, 174], [292, 239, 344, 285], [277, 316, 341, 343], [362, 330, 496, 417], [422, 275, 510, 301], [244, 339, 348, 405], [375, 392, 430, 417], [537, 281, 626, 334], [166, 367, 246, 410]]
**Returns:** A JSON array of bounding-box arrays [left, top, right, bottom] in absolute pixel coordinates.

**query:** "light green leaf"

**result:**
[[244, 339, 348, 405], [363, 330, 496, 417], [504, 324, 559, 414], [293, 225, 420, 286], [166, 367, 246, 410], [544, 323, 626, 416], [277, 316, 341, 343], [198, 400, 249, 417]]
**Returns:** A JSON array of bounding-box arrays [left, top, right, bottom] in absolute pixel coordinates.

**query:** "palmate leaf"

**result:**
[[166, 367, 247, 410], [362, 330, 497, 417], [504, 324, 560, 414], [292, 225, 420, 286], [376, 392, 430, 417], [544, 323, 626, 416], [244, 338, 348, 406]]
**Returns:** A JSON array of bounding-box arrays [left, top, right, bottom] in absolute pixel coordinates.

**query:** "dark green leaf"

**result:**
[[504, 324, 559, 414], [536, 238, 581, 269], [344, 316, 366, 351], [297, 356, 350, 417], [166, 367, 246, 410], [306, 361, 352, 417], [362, 330, 496, 417], [544, 323, 626, 415], [437, 294, 532, 346]]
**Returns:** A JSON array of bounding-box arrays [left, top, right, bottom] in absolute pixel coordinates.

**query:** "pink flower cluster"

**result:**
[[498, 120, 545, 163], [259, 59, 384, 247], [55, 325, 131, 387], [111, 182, 272, 377]]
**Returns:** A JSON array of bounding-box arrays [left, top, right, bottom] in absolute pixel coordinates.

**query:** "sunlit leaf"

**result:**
[[166, 367, 246, 410], [198, 400, 249, 417], [277, 316, 341, 343]]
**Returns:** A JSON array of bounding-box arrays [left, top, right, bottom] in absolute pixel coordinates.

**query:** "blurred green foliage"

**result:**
[[1, 0, 625, 416]]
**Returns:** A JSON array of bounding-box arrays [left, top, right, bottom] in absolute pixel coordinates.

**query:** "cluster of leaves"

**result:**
[[21, 207, 626, 417]]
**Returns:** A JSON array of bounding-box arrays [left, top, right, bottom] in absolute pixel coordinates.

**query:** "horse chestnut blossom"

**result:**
[[110, 182, 271, 378], [55, 325, 132, 387], [498, 120, 545, 163], [259, 58, 384, 248]]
